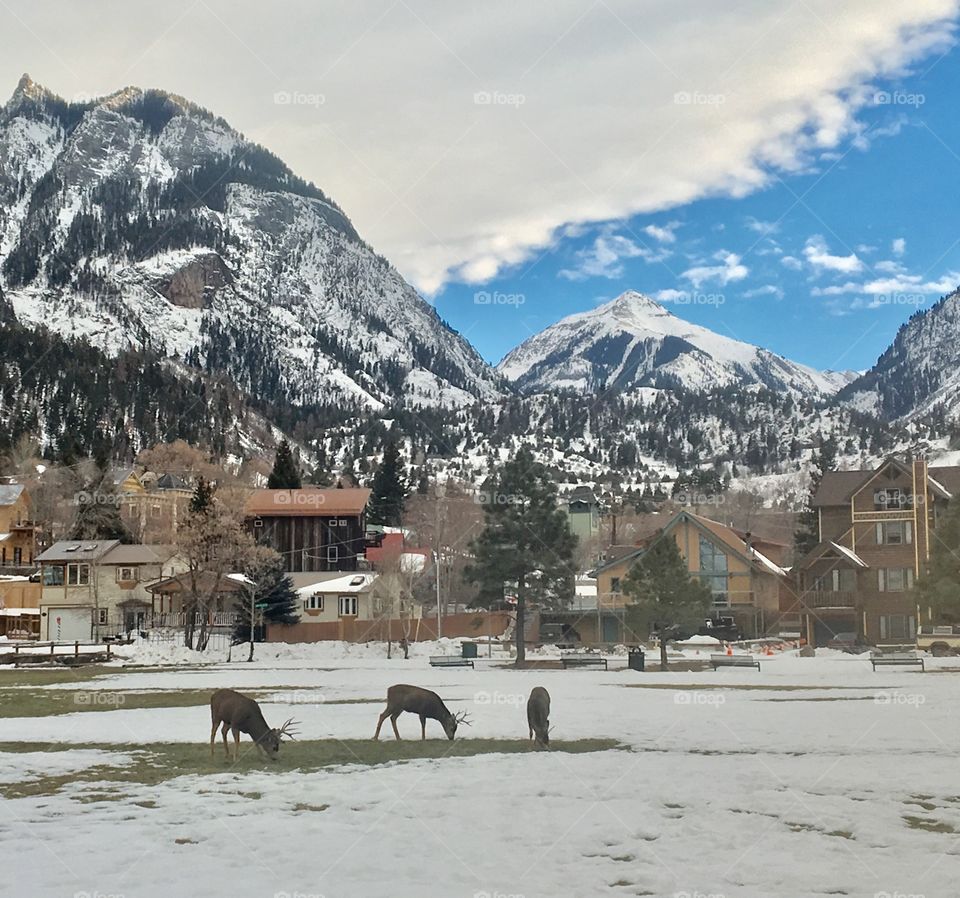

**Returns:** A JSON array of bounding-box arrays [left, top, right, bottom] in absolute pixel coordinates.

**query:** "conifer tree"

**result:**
[[914, 499, 960, 624], [622, 536, 711, 668], [465, 447, 577, 664], [368, 440, 407, 526], [794, 436, 837, 560], [267, 439, 302, 489]]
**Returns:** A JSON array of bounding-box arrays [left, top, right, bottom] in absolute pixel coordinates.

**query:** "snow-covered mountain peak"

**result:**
[[0, 75, 502, 412], [498, 289, 856, 397]]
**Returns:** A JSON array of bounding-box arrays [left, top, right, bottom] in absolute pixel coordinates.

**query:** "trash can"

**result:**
[[462, 641, 478, 659], [628, 647, 645, 671]]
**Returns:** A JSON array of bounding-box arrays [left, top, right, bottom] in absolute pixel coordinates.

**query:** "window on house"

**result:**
[[610, 577, 621, 593], [698, 535, 728, 606], [878, 568, 914, 592], [814, 568, 856, 592], [66, 563, 90, 586], [150, 504, 162, 518], [13, 547, 21, 565], [43, 566, 65, 586], [116, 567, 139, 582], [879, 614, 916, 640], [96, 608, 109, 625], [874, 488, 905, 509], [327, 546, 339, 564], [876, 521, 912, 545], [303, 594, 324, 611], [338, 595, 358, 616]]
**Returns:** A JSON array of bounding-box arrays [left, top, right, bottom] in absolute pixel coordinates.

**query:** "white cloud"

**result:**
[[743, 284, 785, 299], [643, 222, 681, 244], [781, 255, 804, 271], [744, 218, 781, 236], [892, 237, 907, 256], [559, 233, 669, 281], [4, 2, 955, 293], [811, 270, 960, 300], [803, 235, 864, 274], [682, 251, 749, 288]]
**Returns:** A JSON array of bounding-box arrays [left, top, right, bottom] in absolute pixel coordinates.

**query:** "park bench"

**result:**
[[560, 652, 608, 670], [870, 651, 925, 672], [710, 653, 761, 671], [429, 655, 475, 668]]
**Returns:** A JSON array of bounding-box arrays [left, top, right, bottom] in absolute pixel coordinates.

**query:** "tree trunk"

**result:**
[[515, 587, 526, 666], [659, 636, 668, 671]]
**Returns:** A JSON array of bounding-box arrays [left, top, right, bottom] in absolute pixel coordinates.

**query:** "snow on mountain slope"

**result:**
[[0, 75, 502, 412], [497, 291, 857, 396], [838, 288, 960, 421]]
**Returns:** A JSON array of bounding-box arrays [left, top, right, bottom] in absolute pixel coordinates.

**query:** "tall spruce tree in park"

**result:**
[[622, 536, 711, 669], [233, 550, 300, 656], [793, 435, 838, 560], [465, 447, 577, 665], [369, 440, 408, 526], [70, 460, 134, 544], [914, 498, 960, 624], [267, 440, 302, 489]]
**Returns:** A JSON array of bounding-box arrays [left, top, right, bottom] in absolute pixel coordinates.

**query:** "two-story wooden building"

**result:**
[[245, 488, 371, 573], [0, 481, 38, 572], [794, 456, 960, 647], [591, 510, 789, 640]]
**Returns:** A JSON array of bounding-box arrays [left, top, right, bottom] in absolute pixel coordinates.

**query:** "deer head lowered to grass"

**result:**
[[210, 689, 299, 761], [373, 684, 472, 741], [526, 686, 551, 750]]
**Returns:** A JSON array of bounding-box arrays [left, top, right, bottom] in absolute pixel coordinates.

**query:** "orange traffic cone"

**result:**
[[726, 644, 733, 656]]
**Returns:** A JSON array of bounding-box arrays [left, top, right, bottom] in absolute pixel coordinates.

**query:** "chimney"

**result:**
[[912, 457, 930, 569]]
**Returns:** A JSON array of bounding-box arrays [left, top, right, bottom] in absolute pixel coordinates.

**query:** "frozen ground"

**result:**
[[2, 641, 960, 898]]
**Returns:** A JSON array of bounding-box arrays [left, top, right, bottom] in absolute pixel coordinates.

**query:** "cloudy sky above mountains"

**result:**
[[2, 0, 960, 369]]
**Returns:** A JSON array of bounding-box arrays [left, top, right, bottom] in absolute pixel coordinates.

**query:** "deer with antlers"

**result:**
[[210, 689, 298, 761], [373, 684, 471, 741]]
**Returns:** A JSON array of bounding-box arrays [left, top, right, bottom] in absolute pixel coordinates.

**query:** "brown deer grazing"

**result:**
[[373, 684, 471, 741], [210, 689, 298, 761], [527, 686, 551, 750]]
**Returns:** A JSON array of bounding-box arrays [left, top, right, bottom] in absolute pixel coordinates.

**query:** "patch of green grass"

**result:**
[[621, 683, 867, 692], [0, 687, 387, 719], [0, 737, 623, 799], [0, 666, 124, 688], [0, 687, 215, 718]]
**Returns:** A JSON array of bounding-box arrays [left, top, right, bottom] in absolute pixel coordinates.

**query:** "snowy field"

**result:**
[[2, 642, 960, 898]]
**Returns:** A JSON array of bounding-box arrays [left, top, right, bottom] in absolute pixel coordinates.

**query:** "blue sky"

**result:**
[[434, 54, 960, 372]]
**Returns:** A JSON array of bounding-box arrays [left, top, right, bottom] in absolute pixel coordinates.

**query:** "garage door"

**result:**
[[49, 608, 92, 641]]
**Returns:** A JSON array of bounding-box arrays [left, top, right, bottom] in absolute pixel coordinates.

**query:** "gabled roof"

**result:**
[[37, 541, 166, 565], [794, 539, 869, 571], [291, 571, 378, 594], [245, 488, 371, 517], [146, 571, 247, 595], [814, 457, 960, 507], [590, 511, 786, 578], [0, 483, 26, 506]]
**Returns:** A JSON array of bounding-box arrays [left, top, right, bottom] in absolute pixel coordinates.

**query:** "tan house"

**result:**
[[266, 571, 421, 642], [591, 510, 789, 639], [37, 540, 184, 640], [794, 456, 960, 647], [0, 482, 38, 571], [117, 470, 194, 543]]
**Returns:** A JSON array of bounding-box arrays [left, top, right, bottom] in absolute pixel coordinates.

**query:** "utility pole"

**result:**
[[435, 547, 443, 638]]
